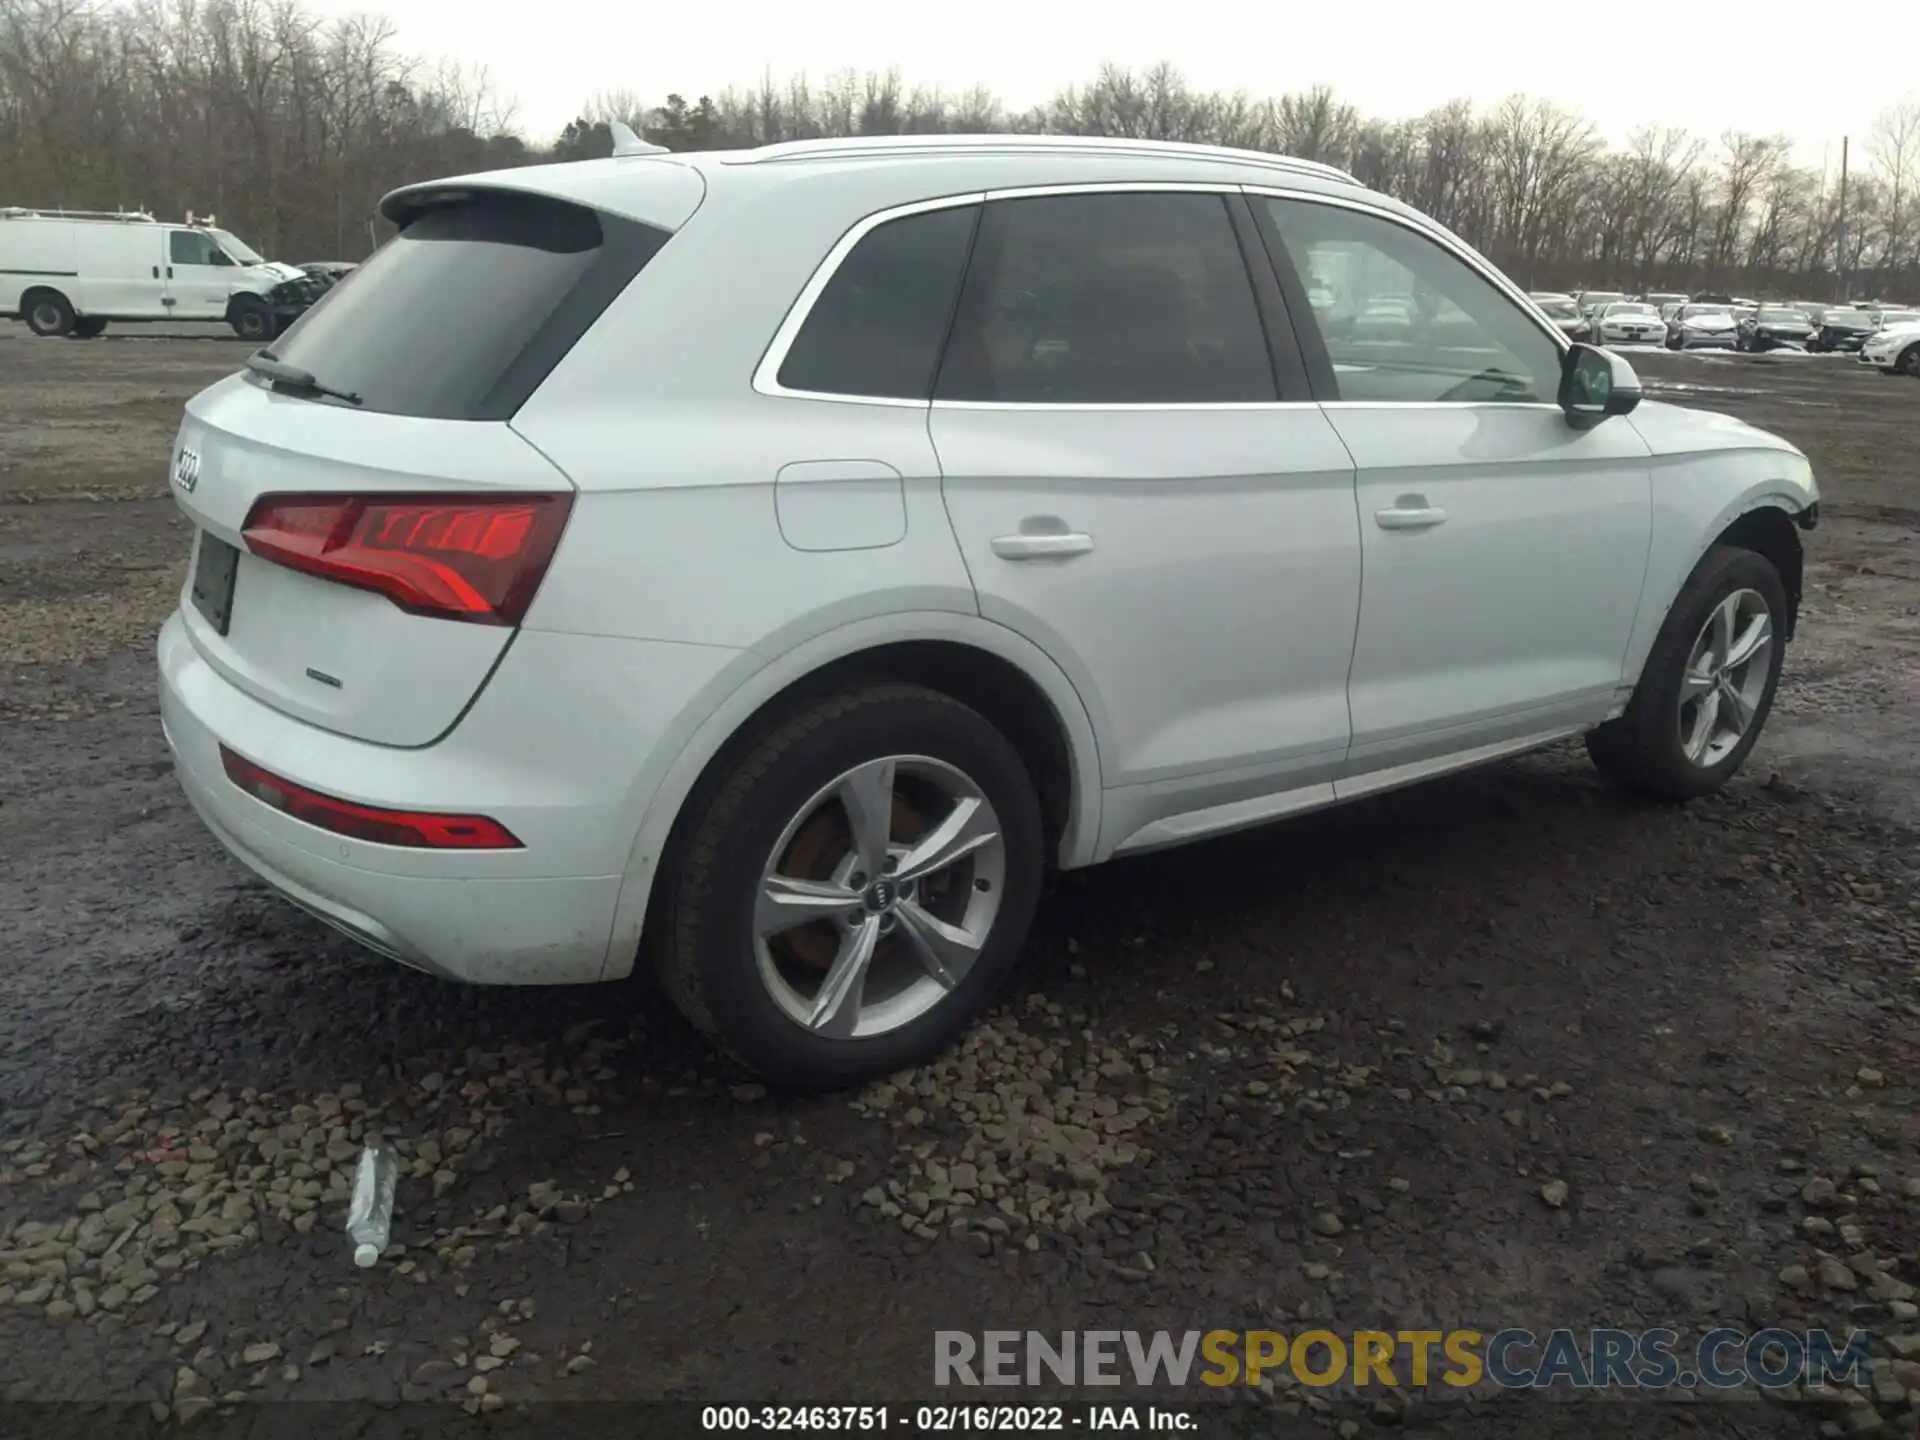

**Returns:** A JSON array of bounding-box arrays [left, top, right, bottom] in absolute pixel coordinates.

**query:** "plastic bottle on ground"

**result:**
[[345, 1142, 398, 1268]]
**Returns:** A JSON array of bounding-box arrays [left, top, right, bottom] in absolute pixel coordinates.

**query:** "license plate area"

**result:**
[[191, 533, 241, 635]]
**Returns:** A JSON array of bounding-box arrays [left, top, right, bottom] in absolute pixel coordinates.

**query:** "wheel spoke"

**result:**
[[1684, 688, 1721, 762], [835, 758, 896, 882], [1724, 612, 1772, 672], [894, 899, 983, 990], [1709, 594, 1738, 669], [894, 795, 998, 884], [1720, 679, 1754, 736], [1680, 665, 1716, 701], [757, 874, 862, 938], [807, 915, 882, 1037]]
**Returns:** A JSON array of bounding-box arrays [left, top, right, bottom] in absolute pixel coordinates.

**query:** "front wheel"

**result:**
[[654, 681, 1045, 1089], [1587, 545, 1787, 800], [1900, 343, 1920, 378], [229, 298, 274, 343]]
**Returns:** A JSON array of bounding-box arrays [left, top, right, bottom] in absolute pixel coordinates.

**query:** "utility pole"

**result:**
[[1837, 135, 1850, 302]]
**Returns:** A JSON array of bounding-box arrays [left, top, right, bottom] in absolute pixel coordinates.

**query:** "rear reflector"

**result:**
[[240, 492, 571, 626], [220, 746, 522, 849]]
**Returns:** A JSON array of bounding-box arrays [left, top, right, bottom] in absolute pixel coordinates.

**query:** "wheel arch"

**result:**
[[1714, 503, 1806, 640], [1621, 486, 1812, 705], [18, 284, 73, 330], [597, 613, 1104, 981]]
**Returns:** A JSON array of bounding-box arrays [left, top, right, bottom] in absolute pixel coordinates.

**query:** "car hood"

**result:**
[[1627, 400, 1809, 464], [1754, 318, 1811, 330]]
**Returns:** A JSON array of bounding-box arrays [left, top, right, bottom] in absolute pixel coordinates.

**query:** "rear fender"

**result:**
[[596, 611, 1103, 980]]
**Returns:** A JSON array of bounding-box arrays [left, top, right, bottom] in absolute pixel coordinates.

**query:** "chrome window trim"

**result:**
[[753, 181, 1281, 410], [751, 190, 988, 408], [751, 179, 1572, 414]]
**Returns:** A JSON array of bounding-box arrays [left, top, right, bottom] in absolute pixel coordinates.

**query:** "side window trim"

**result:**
[[1241, 185, 1571, 408], [1238, 192, 1337, 402], [1224, 192, 1311, 402], [752, 193, 988, 408], [756, 181, 1324, 411]]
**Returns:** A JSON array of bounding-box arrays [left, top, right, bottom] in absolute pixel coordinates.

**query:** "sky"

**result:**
[[310, 0, 1920, 170]]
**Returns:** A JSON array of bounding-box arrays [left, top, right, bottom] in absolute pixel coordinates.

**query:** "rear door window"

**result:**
[[934, 191, 1278, 405], [775, 205, 980, 400], [267, 192, 669, 420]]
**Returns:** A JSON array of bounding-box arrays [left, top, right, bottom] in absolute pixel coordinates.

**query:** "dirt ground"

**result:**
[[1, 323, 1917, 1437]]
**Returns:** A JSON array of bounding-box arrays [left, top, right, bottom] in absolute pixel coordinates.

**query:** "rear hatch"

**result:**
[[169, 175, 693, 747]]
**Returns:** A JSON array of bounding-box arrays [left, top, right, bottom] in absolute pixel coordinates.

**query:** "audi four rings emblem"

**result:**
[[174, 447, 201, 492]]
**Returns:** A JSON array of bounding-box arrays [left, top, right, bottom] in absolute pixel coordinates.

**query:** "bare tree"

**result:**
[[6, 8, 1914, 298]]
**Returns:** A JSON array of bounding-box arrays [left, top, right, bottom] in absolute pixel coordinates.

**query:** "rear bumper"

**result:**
[[158, 609, 733, 984]]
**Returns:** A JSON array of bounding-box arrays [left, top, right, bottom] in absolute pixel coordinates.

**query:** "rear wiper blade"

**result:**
[[245, 350, 362, 406]]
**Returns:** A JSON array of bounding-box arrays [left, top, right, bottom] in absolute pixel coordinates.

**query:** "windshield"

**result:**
[[213, 229, 265, 266], [1879, 310, 1920, 325], [1607, 304, 1658, 316], [1757, 307, 1806, 322], [1681, 305, 1730, 318], [1540, 301, 1579, 318], [1580, 293, 1624, 306]]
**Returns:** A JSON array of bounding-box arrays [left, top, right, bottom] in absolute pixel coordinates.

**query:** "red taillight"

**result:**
[[239, 492, 571, 626], [220, 746, 522, 849]]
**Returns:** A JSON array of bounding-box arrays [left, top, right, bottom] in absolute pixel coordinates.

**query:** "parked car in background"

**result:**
[[1807, 307, 1876, 352], [1666, 302, 1739, 350], [1534, 294, 1586, 336], [1861, 313, 1920, 374], [1639, 291, 1689, 310], [154, 132, 1820, 1085], [1, 206, 326, 339], [1576, 290, 1627, 335], [1594, 301, 1667, 346], [1735, 305, 1814, 352]]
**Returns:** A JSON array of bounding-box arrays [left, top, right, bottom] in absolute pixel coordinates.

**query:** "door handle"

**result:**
[[151, 265, 158, 278], [991, 531, 1094, 560], [1374, 500, 1448, 531]]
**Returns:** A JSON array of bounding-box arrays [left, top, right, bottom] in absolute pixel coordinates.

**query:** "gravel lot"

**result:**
[[2, 324, 1917, 1435]]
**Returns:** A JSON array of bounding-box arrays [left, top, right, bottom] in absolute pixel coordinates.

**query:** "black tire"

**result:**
[[654, 681, 1044, 1089], [23, 289, 74, 338], [1899, 343, 1920, 378], [230, 297, 274, 343], [70, 317, 107, 339], [1587, 545, 1788, 801]]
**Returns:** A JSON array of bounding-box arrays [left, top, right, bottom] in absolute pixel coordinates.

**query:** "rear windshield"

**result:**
[[267, 193, 669, 420]]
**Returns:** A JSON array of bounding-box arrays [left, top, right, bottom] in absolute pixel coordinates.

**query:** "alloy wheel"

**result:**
[[754, 755, 1005, 1039], [1677, 588, 1773, 768]]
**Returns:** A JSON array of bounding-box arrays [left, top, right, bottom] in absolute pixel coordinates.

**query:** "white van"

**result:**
[[0, 208, 326, 340]]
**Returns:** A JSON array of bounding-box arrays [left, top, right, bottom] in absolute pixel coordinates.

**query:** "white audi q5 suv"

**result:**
[[158, 133, 1819, 1087]]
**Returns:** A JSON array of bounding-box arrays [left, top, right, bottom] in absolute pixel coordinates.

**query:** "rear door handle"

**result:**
[[991, 531, 1095, 560], [1374, 501, 1448, 531]]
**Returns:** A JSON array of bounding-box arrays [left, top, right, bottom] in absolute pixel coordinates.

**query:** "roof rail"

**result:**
[[724, 133, 1361, 186], [0, 206, 157, 223]]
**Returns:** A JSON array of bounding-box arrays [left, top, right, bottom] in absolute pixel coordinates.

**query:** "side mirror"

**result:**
[[1559, 343, 1642, 430]]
